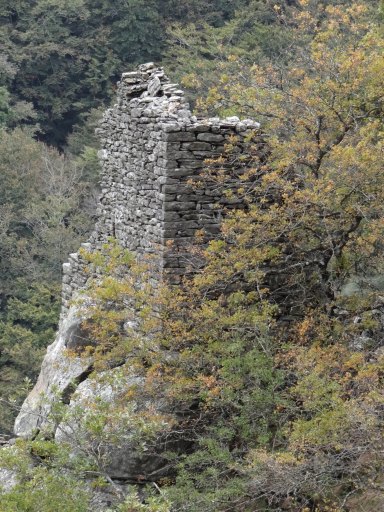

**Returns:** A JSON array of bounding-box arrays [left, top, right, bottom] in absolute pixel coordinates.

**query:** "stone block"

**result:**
[[187, 124, 210, 132], [162, 184, 191, 194], [181, 142, 212, 151], [161, 123, 182, 133], [165, 131, 196, 142], [165, 201, 197, 211], [62, 262, 71, 274], [162, 212, 182, 221], [167, 168, 196, 177], [197, 133, 225, 142], [191, 151, 220, 158], [167, 150, 196, 161]]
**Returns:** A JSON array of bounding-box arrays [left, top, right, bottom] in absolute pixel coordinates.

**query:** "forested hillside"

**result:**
[[0, 1, 383, 511], [0, 0, 296, 435]]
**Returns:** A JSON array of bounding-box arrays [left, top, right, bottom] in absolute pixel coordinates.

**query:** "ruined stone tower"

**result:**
[[14, 63, 261, 440], [60, 63, 261, 315]]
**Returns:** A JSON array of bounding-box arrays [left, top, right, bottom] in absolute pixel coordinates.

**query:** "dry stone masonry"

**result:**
[[15, 63, 262, 441], [61, 62, 261, 316]]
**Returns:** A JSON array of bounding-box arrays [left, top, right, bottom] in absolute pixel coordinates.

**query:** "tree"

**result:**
[[0, 128, 97, 433], [163, 0, 295, 104], [77, 2, 382, 509], [198, 1, 384, 315], [0, 128, 95, 295], [0, 0, 164, 145], [167, 2, 384, 509], [1, 2, 383, 510]]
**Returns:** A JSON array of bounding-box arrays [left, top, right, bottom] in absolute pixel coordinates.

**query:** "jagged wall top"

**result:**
[[117, 62, 192, 121]]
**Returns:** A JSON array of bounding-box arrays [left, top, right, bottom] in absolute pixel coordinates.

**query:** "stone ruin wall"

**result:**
[[13, 62, 264, 442], [61, 63, 262, 317]]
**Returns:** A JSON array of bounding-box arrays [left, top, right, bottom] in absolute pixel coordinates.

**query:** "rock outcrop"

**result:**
[[14, 307, 92, 438], [14, 63, 262, 480]]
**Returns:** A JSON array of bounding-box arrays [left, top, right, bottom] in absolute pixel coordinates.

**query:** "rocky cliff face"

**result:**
[[14, 63, 261, 480]]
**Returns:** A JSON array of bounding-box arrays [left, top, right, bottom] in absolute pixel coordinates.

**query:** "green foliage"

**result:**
[[0, 282, 60, 433], [1, 1, 141, 143], [164, 1, 295, 105], [0, 1, 383, 511], [67, 241, 288, 510], [107, 491, 171, 512], [0, 441, 90, 512], [0, 127, 96, 433], [67, 3, 384, 509], [0, 128, 95, 295], [0, 86, 10, 126]]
